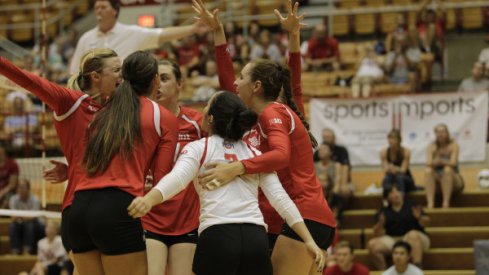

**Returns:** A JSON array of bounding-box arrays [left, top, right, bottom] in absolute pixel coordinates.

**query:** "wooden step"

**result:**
[[342, 207, 489, 229], [0, 255, 36, 275], [371, 270, 475, 275], [0, 236, 11, 254], [355, 247, 474, 270], [341, 226, 489, 249], [348, 190, 489, 210]]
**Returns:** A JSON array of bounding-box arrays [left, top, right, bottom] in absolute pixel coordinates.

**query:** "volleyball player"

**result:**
[[193, 1, 336, 274], [142, 60, 204, 275], [128, 91, 325, 275], [65, 51, 177, 275]]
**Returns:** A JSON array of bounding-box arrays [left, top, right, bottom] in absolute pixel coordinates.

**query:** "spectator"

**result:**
[[457, 61, 489, 92], [384, 36, 420, 88], [69, 0, 208, 74], [174, 35, 201, 76], [383, 241, 423, 275], [250, 29, 283, 63], [9, 179, 44, 255], [314, 129, 352, 221], [3, 96, 39, 153], [351, 44, 384, 98], [385, 13, 408, 52], [368, 186, 430, 270], [0, 145, 19, 208], [380, 130, 416, 193], [323, 241, 370, 275], [305, 23, 340, 71], [191, 59, 220, 102], [425, 124, 464, 209], [19, 220, 72, 275]]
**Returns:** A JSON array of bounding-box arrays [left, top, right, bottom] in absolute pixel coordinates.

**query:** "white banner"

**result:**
[[310, 92, 488, 166]]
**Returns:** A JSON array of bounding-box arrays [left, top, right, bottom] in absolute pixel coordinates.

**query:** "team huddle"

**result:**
[[0, 0, 337, 274]]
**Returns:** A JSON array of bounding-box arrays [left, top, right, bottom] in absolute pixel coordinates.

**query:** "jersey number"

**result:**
[[224, 153, 238, 162]]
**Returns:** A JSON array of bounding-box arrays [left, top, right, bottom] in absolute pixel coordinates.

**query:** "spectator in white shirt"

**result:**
[[458, 61, 489, 93], [19, 220, 71, 275], [383, 241, 423, 275], [127, 91, 325, 275], [70, 0, 209, 74]]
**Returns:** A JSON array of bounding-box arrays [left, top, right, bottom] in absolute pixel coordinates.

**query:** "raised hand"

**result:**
[[192, 0, 222, 31], [274, 0, 307, 35]]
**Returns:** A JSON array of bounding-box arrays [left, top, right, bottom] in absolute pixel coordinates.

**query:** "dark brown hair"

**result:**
[[83, 51, 157, 176]]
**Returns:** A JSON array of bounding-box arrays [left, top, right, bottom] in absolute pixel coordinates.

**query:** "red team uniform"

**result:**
[[215, 45, 336, 236], [143, 106, 204, 236]]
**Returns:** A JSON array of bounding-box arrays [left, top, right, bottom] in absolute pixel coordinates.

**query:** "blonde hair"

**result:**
[[67, 48, 118, 92]]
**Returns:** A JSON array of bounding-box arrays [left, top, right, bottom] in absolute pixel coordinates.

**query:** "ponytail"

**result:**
[[83, 51, 157, 176], [279, 68, 318, 148]]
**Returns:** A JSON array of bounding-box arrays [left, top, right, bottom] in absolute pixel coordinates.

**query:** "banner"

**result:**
[[310, 92, 488, 166]]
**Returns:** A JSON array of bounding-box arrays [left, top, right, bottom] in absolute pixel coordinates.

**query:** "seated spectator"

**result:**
[[250, 29, 283, 63], [384, 36, 420, 88], [380, 130, 416, 193], [0, 145, 19, 208], [191, 59, 220, 101], [4, 96, 39, 152], [351, 44, 384, 98], [19, 220, 72, 275], [383, 241, 423, 275], [385, 14, 408, 53], [314, 129, 352, 221], [425, 124, 464, 208], [368, 186, 430, 270], [9, 179, 44, 255], [324, 241, 370, 275], [457, 61, 489, 93], [174, 35, 201, 76], [305, 23, 340, 71]]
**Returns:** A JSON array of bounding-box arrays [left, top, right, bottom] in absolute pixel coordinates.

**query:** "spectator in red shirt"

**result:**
[[324, 241, 370, 275], [305, 23, 340, 72], [0, 145, 19, 208]]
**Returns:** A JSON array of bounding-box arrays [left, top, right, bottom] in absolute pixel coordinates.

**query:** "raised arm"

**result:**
[[0, 56, 83, 114], [193, 0, 237, 93], [275, 0, 307, 114]]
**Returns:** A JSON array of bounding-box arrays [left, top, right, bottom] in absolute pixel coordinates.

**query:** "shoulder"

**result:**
[[180, 106, 203, 120], [354, 262, 370, 273]]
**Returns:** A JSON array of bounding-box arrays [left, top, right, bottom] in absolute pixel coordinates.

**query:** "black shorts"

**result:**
[[145, 229, 198, 247], [280, 220, 335, 250], [61, 207, 72, 252], [193, 223, 272, 275], [68, 188, 146, 255]]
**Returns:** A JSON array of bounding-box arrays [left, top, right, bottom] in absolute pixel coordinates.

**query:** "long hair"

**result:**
[[83, 51, 158, 176], [208, 92, 258, 141], [249, 60, 318, 148], [67, 48, 118, 92]]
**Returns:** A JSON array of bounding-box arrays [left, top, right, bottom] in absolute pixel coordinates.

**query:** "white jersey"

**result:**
[[153, 135, 303, 234]]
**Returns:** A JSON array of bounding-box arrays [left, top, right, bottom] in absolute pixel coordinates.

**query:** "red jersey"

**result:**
[[0, 158, 19, 190], [215, 45, 336, 234], [143, 106, 204, 235], [323, 263, 370, 275], [306, 37, 340, 60], [0, 56, 100, 210], [75, 97, 178, 197]]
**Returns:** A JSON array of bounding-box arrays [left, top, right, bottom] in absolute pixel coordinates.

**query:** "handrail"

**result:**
[[171, 0, 489, 23]]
